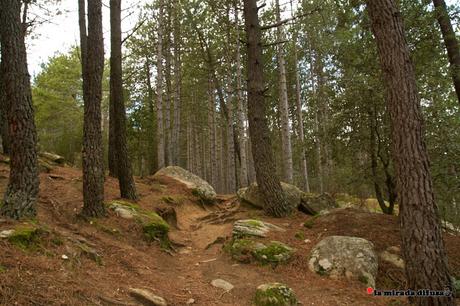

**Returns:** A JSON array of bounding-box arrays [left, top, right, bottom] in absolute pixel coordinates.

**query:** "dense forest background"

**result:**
[[30, 0, 460, 225]]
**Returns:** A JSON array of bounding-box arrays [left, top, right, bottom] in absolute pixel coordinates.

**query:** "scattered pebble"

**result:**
[[211, 279, 234, 291], [61, 255, 69, 260], [186, 298, 195, 304], [304, 239, 311, 244]]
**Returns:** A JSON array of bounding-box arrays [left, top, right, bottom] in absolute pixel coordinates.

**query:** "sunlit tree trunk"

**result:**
[[156, 0, 165, 170], [275, 0, 293, 184], [367, 0, 454, 304]]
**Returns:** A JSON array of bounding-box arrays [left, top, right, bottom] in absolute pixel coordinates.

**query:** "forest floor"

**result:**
[[0, 160, 459, 306]]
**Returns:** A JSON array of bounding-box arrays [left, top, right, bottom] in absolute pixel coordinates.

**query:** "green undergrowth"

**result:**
[[225, 238, 294, 266], [7, 225, 44, 250], [303, 214, 320, 229]]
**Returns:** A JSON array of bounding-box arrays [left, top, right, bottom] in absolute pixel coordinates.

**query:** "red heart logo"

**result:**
[[367, 287, 374, 295]]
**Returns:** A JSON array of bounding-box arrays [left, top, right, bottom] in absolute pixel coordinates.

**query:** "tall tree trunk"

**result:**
[[275, 0, 294, 184], [108, 90, 117, 176], [0, 0, 39, 219], [367, 0, 454, 304], [79, 0, 106, 218], [235, 0, 249, 188], [208, 77, 218, 188], [290, 0, 310, 192], [164, 2, 172, 166], [110, 0, 137, 200], [172, 0, 181, 166], [156, 0, 165, 170], [145, 59, 156, 174], [432, 0, 460, 104], [243, 0, 291, 217]]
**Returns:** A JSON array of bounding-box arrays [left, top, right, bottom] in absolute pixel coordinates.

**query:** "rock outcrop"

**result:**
[[308, 235, 378, 287], [153, 166, 216, 203], [237, 182, 302, 211]]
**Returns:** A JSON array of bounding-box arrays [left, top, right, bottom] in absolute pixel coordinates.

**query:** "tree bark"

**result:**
[[235, 0, 249, 188], [79, 0, 106, 218], [108, 86, 117, 176], [145, 59, 156, 174], [164, 1, 172, 167], [275, 0, 294, 184], [110, 0, 137, 200], [0, 61, 10, 155], [156, 0, 165, 170], [367, 0, 454, 304], [243, 0, 291, 217], [432, 0, 460, 104], [0, 0, 39, 219], [172, 0, 181, 166]]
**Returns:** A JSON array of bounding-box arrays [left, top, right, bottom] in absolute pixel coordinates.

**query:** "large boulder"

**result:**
[[237, 182, 302, 210], [39, 152, 65, 165], [308, 236, 378, 287], [228, 239, 295, 265], [299, 193, 338, 215], [153, 166, 216, 203]]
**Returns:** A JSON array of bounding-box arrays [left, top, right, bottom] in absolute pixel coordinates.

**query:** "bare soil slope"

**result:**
[[0, 162, 458, 305]]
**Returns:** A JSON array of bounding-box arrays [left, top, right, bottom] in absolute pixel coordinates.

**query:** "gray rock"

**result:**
[[299, 193, 338, 215], [211, 279, 234, 291], [153, 166, 216, 202], [237, 182, 302, 210], [254, 283, 297, 306], [129, 288, 167, 306], [39, 151, 65, 164], [309, 235, 378, 287], [232, 219, 285, 238]]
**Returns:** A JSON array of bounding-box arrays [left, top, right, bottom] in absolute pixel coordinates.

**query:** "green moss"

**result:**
[[51, 237, 64, 246], [452, 277, 460, 292], [7, 226, 42, 250], [107, 200, 140, 211], [294, 231, 305, 240], [77, 243, 103, 266], [161, 195, 185, 205], [358, 274, 369, 284], [253, 241, 294, 265], [245, 219, 264, 228], [303, 214, 320, 229], [141, 211, 170, 249], [254, 283, 297, 306], [0, 265, 6, 273]]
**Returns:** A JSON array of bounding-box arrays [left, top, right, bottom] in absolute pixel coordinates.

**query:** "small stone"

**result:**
[[0, 230, 14, 238], [186, 298, 195, 304], [129, 288, 167, 306], [304, 239, 311, 243], [61, 254, 69, 260], [211, 279, 234, 291]]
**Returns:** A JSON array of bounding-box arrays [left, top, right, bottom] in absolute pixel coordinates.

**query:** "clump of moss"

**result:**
[[107, 200, 140, 211], [161, 195, 185, 205], [358, 274, 369, 284], [226, 238, 294, 265], [7, 225, 42, 250], [254, 283, 297, 306], [294, 231, 305, 240], [303, 214, 320, 229], [0, 265, 6, 273], [141, 211, 170, 249], [253, 241, 294, 265]]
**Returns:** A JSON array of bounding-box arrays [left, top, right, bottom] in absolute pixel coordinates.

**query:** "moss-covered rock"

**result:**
[[299, 193, 338, 215], [254, 283, 297, 306], [7, 225, 42, 250], [237, 182, 302, 211], [106, 200, 170, 248], [227, 238, 294, 265]]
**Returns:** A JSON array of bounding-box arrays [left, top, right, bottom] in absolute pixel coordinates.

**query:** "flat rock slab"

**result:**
[[153, 166, 216, 202], [211, 279, 234, 291], [129, 288, 167, 306], [232, 219, 285, 238]]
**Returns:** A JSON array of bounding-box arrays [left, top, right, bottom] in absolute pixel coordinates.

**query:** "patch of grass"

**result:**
[[0, 265, 6, 273]]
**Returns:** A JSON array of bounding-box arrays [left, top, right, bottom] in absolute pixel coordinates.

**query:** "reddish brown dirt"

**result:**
[[0, 162, 458, 306]]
